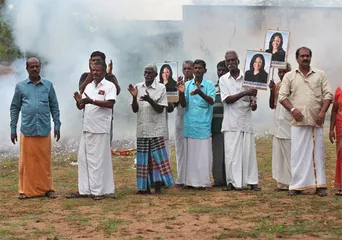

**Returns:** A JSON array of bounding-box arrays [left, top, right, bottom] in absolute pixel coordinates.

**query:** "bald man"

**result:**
[[10, 57, 61, 199]]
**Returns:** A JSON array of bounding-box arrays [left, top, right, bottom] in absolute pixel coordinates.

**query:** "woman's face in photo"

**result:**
[[253, 57, 263, 71], [272, 36, 281, 49], [162, 68, 171, 81]]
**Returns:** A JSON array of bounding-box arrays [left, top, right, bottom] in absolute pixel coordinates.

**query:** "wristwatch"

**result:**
[[290, 107, 296, 113]]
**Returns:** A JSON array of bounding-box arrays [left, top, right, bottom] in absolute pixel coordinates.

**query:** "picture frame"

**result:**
[[155, 61, 179, 102], [264, 29, 290, 68], [243, 50, 272, 90]]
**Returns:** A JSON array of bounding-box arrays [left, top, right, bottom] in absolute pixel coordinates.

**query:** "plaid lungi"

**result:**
[[136, 137, 174, 191]]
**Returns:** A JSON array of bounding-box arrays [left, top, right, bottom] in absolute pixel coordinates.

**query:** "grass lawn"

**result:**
[[0, 137, 341, 240]]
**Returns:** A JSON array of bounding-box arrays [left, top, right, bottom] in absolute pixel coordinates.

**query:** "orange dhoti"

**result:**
[[18, 132, 54, 197]]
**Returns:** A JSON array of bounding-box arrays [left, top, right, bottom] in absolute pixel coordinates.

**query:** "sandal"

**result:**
[[18, 193, 27, 200], [251, 185, 262, 191], [66, 192, 89, 199], [136, 189, 152, 195], [288, 190, 301, 196], [45, 190, 57, 198], [222, 183, 235, 191], [335, 190, 342, 196], [93, 195, 105, 200], [316, 188, 327, 197]]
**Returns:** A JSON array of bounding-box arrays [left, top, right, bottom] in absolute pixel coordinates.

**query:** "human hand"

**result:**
[[80, 92, 93, 105], [269, 80, 275, 90], [107, 60, 113, 75], [316, 111, 326, 126], [140, 90, 151, 102], [245, 89, 258, 97], [329, 131, 335, 144], [292, 109, 304, 122], [10, 134, 17, 145], [54, 130, 60, 142], [128, 84, 138, 97], [176, 81, 185, 93], [190, 87, 202, 96]]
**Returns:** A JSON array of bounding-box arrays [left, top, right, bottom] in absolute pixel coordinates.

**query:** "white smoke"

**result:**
[[1, 0, 192, 156]]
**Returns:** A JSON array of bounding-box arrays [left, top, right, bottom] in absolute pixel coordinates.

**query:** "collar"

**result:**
[[227, 72, 244, 80], [26, 78, 43, 85], [295, 67, 315, 75], [142, 79, 157, 89], [191, 79, 205, 87], [92, 78, 105, 87]]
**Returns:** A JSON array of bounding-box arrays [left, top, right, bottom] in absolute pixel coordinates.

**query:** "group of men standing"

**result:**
[[10, 46, 334, 199]]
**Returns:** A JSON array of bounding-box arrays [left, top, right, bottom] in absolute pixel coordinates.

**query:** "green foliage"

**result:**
[[0, 10, 20, 62]]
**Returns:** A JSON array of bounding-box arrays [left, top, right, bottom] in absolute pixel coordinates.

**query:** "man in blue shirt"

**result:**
[[178, 59, 216, 188], [10, 57, 61, 199]]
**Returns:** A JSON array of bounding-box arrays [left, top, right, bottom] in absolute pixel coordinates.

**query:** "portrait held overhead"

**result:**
[[264, 30, 290, 68], [156, 62, 178, 102], [243, 51, 272, 90]]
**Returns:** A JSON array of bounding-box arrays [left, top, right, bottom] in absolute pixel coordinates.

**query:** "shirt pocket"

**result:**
[[308, 81, 322, 97], [40, 92, 49, 103]]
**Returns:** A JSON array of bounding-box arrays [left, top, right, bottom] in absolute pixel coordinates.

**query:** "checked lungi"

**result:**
[[136, 137, 174, 191]]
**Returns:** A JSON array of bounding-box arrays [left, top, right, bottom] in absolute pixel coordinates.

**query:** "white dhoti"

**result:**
[[184, 137, 212, 187], [290, 126, 326, 190], [78, 132, 115, 195], [175, 127, 186, 184], [272, 137, 291, 188], [224, 131, 258, 189]]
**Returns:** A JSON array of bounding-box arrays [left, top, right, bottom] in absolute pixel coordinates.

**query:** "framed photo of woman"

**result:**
[[264, 29, 290, 68], [156, 61, 179, 102], [243, 50, 272, 90]]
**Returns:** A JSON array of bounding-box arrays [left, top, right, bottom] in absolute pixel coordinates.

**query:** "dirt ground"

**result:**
[[0, 137, 341, 240]]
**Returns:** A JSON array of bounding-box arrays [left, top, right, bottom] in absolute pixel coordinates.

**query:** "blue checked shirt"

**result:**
[[10, 78, 61, 136]]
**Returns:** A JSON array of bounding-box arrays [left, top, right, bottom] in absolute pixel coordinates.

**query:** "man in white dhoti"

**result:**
[[220, 51, 261, 191], [279, 47, 333, 197], [269, 63, 292, 191], [72, 59, 116, 200], [177, 59, 215, 189], [175, 60, 194, 186]]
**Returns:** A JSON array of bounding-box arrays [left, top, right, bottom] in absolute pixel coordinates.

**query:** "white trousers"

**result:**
[[272, 137, 291, 187], [184, 137, 212, 187], [175, 128, 186, 185], [78, 132, 115, 195], [224, 131, 258, 189], [289, 126, 326, 190]]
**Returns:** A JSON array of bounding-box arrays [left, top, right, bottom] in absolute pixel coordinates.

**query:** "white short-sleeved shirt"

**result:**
[[219, 72, 253, 133], [82, 79, 117, 134], [135, 80, 168, 138]]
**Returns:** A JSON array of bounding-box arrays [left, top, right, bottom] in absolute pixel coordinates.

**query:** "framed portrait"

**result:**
[[243, 50, 272, 90], [264, 29, 290, 68], [155, 61, 179, 102]]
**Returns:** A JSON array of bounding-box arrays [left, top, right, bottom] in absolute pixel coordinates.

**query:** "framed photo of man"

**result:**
[[243, 50, 272, 90], [264, 29, 290, 68], [155, 61, 179, 102]]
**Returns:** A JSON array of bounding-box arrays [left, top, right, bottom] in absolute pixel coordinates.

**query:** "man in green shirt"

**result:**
[[212, 60, 228, 186]]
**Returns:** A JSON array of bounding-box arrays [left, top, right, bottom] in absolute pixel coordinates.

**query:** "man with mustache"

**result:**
[[78, 51, 121, 145], [212, 60, 229, 187], [219, 51, 261, 191], [177, 59, 215, 189], [72, 59, 116, 200], [269, 63, 292, 191], [174, 60, 194, 186], [128, 64, 174, 194], [10, 57, 61, 199], [279, 47, 333, 197]]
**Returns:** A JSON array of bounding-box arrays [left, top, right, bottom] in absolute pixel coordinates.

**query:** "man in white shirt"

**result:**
[[220, 51, 261, 191], [175, 60, 194, 186], [128, 64, 174, 194], [72, 59, 116, 200], [269, 63, 292, 191]]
